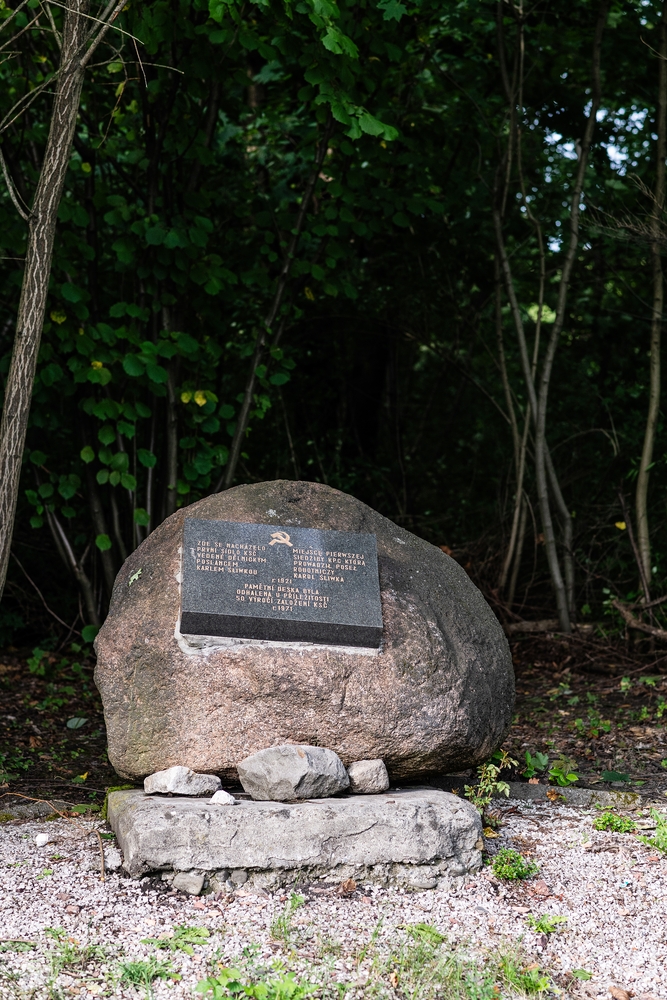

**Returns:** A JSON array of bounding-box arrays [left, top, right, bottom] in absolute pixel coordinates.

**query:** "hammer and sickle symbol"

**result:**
[[269, 530, 293, 547]]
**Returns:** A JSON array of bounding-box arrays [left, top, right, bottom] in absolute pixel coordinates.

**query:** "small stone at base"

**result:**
[[144, 765, 221, 797], [172, 871, 205, 895], [347, 759, 390, 794], [209, 789, 236, 805]]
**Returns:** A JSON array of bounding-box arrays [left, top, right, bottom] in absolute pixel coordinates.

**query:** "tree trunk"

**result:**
[[0, 0, 90, 602], [164, 366, 179, 518], [635, 0, 667, 594]]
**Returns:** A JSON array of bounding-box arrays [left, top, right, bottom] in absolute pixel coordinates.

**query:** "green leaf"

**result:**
[[66, 717, 88, 729], [96, 469, 109, 485], [571, 970, 593, 981], [98, 425, 116, 445], [80, 446, 95, 464], [359, 112, 386, 137], [137, 449, 157, 468], [30, 450, 47, 465], [123, 355, 145, 377], [146, 363, 168, 384], [38, 483, 54, 499], [269, 372, 290, 385], [61, 282, 84, 303], [378, 0, 407, 20], [95, 533, 112, 551], [121, 472, 137, 490], [134, 508, 150, 526], [81, 625, 99, 644]]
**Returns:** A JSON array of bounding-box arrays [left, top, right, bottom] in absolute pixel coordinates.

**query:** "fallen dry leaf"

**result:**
[[389, 972, 399, 987], [483, 827, 499, 838], [338, 878, 357, 895], [528, 880, 550, 897], [528, 778, 539, 785], [546, 789, 564, 803], [609, 988, 633, 1000]]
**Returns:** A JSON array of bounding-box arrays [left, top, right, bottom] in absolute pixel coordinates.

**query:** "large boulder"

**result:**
[[95, 480, 514, 781]]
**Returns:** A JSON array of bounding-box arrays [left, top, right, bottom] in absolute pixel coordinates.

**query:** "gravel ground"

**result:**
[[0, 797, 665, 999]]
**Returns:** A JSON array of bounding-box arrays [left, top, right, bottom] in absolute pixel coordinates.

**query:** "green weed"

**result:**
[[120, 957, 178, 999], [548, 756, 579, 786], [522, 751, 548, 779], [601, 770, 631, 783], [270, 893, 306, 947], [492, 848, 539, 880], [45, 928, 106, 996], [196, 967, 316, 1000], [593, 812, 636, 833], [497, 951, 550, 993], [464, 749, 517, 812], [142, 924, 210, 955], [525, 914, 567, 934], [637, 809, 667, 853]]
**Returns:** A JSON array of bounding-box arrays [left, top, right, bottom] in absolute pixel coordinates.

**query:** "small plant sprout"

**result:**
[[526, 914, 567, 934], [522, 751, 549, 779], [270, 893, 306, 946], [120, 957, 178, 999], [637, 810, 667, 854], [548, 756, 579, 787], [492, 848, 539, 880], [141, 924, 210, 955], [593, 812, 636, 833], [464, 749, 518, 812]]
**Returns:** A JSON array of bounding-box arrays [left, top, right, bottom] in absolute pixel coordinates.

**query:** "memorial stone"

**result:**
[[95, 480, 514, 781], [180, 518, 383, 647]]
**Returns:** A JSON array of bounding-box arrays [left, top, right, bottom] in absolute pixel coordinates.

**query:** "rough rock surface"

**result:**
[[144, 765, 220, 797], [95, 480, 514, 781], [347, 759, 390, 794], [107, 787, 482, 879], [238, 744, 349, 801]]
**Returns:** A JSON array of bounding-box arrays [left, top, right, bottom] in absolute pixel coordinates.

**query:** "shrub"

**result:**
[[492, 848, 539, 880]]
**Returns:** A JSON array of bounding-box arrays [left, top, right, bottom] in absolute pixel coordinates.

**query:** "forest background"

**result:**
[[0, 0, 664, 651]]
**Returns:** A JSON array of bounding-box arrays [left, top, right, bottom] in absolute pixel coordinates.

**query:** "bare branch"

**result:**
[[0, 145, 30, 221], [612, 599, 667, 641]]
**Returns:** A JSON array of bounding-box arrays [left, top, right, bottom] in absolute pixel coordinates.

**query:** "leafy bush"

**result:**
[[593, 812, 636, 833], [492, 848, 539, 880]]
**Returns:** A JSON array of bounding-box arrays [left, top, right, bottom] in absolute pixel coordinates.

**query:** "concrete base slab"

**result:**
[[107, 787, 483, 879]]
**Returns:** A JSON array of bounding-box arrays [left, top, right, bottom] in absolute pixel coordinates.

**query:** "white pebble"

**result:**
[[34, 833, 49, 847], [209, 789, 237, 805]]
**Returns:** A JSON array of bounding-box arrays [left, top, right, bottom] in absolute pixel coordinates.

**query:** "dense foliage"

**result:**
[[0, 0, 666, 642]]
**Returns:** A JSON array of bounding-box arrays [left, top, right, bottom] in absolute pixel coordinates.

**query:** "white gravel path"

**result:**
[[0, 797, 665, 999]]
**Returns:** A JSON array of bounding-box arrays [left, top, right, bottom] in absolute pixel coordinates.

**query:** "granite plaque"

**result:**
[[180, 518, 383, 647]]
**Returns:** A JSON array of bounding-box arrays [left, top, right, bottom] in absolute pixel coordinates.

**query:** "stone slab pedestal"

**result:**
[[107, 787, 482, 879]]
